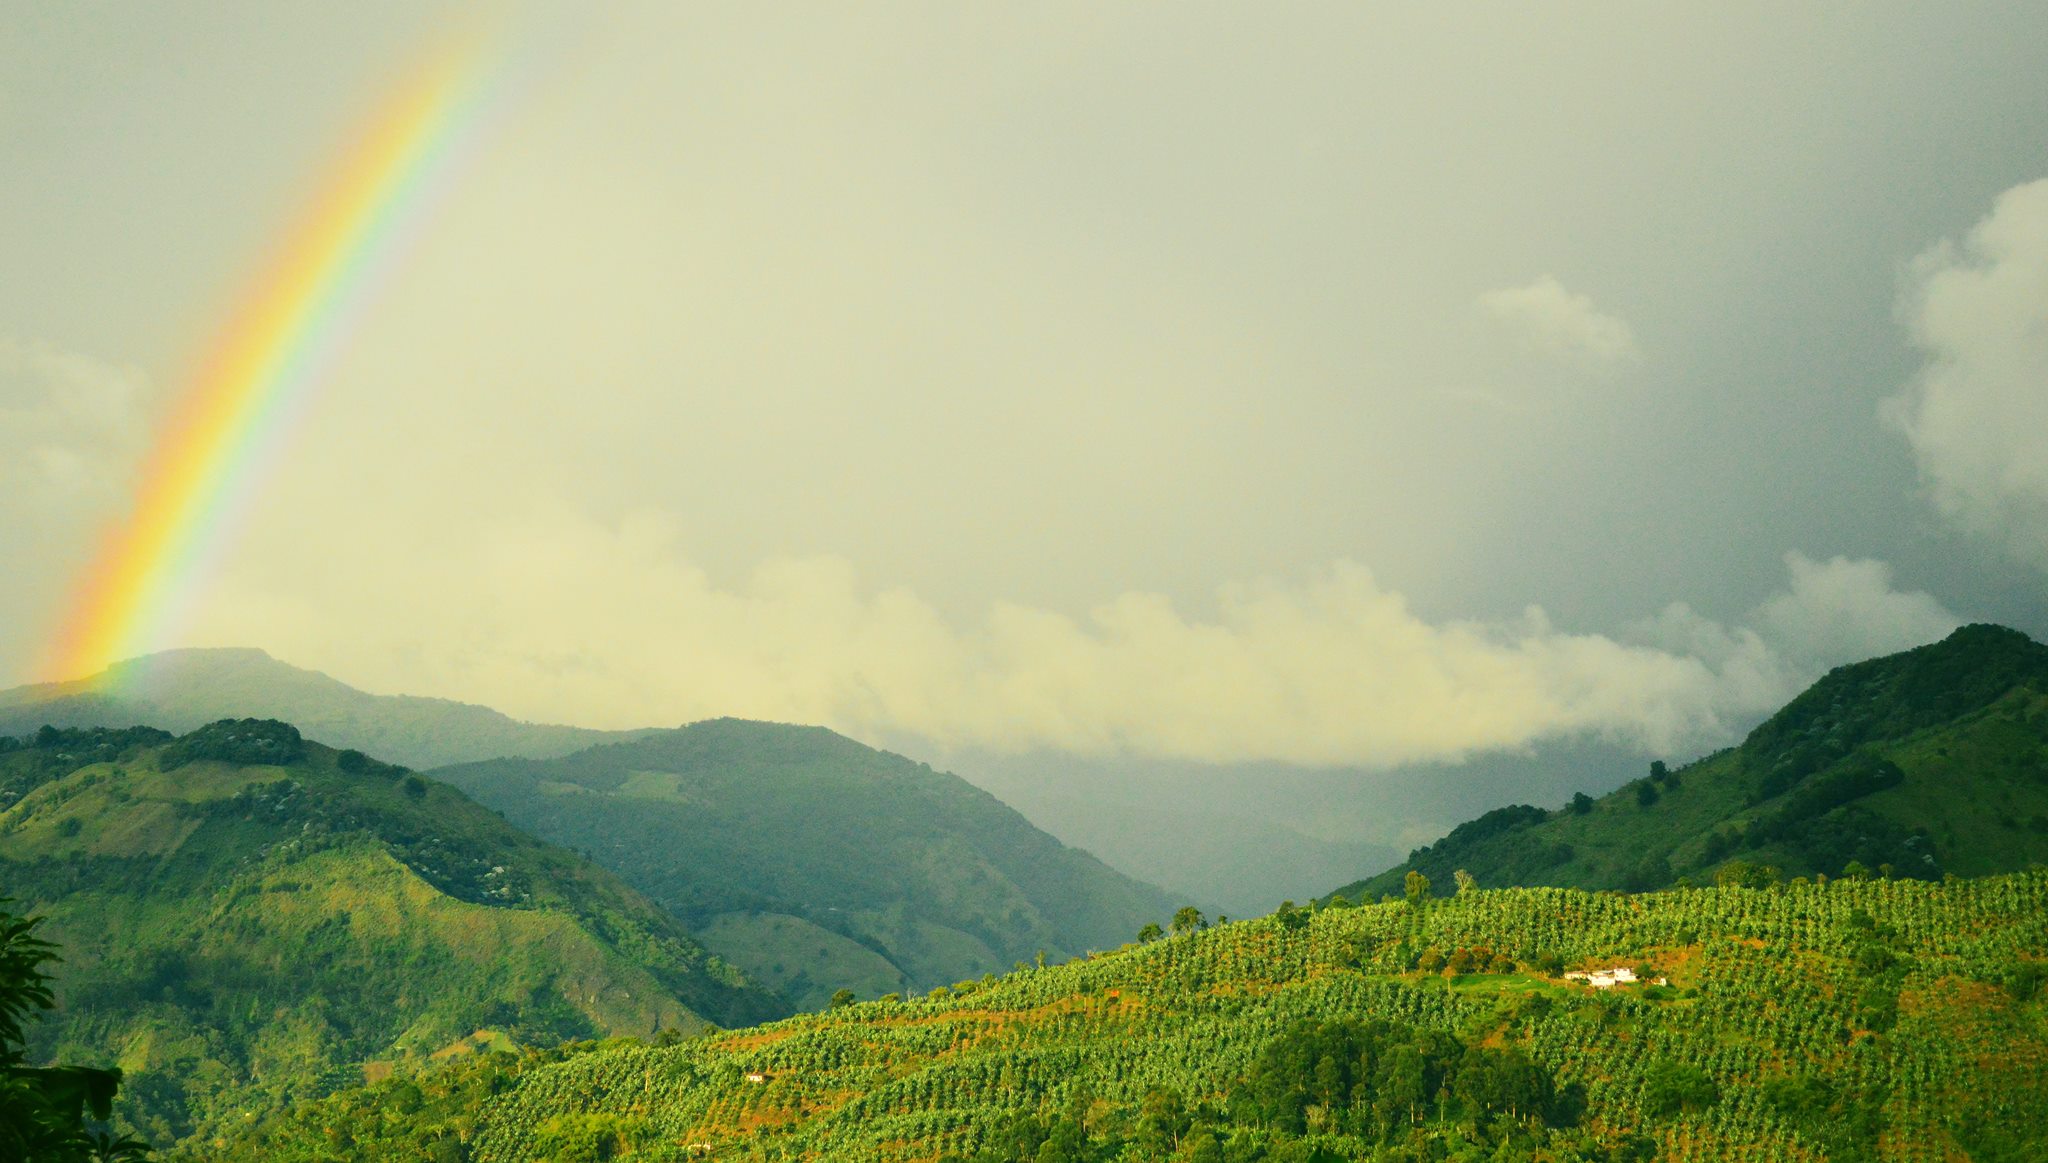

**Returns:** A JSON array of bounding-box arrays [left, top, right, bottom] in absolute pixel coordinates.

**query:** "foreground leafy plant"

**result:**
[[0, 901, 151, 1162]]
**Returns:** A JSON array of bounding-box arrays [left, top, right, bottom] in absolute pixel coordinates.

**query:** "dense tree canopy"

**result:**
[[0, 902, 149, 1161]]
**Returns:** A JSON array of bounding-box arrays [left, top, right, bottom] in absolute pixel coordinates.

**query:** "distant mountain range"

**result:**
[[0, 649, 1185, 1010], [0, 650, 1293, 910], [433, 719, 1184, 1009], [0, 648, 646, 769], [1332, 623, 2048, 902], [0, 720, 779, 1147]]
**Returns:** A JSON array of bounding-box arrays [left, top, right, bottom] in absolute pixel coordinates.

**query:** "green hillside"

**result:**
[[1335, 624, 2048, 903], [0, 721, 781, 1150], [209, 871, 2048, 1161], [0, 649, 645, 769], [431, 719, 1184, 1009]]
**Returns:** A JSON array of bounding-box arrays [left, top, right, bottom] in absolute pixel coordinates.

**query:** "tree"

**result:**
[[1403, 870, 1431, 907], [1136, 1086, 1188, 1155], [1623, 853, 1672, 893], [828, 989, 856, 1009], [1136, 923, 1164, 944], [1453, 869, 1478, 895], [1171, 907, 1207, 936], [0, 902, 151, 1161], [1642, 1059, 1719, 1116], [1714, 861, 1780, 890], [1636, 781, 1660, 808], [1649, 760, 1669, 782], [2005, 960, 2047, 1002], [1570, 792, 1594, 815]]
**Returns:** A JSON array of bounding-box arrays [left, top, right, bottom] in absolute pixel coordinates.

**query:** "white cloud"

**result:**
[[1752, 552, 1962, 669], [1886, 178, 2048, 568], [1477, 275, 1639, 363], [187, 506, 1959, 768], [1626, 551, 1961, 713]]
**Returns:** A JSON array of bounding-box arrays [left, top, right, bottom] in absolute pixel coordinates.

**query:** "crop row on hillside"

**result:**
[[215, 872, 2048, 1162]]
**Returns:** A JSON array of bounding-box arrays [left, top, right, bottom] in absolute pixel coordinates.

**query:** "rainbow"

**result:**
[[44, 39, 507, 683]]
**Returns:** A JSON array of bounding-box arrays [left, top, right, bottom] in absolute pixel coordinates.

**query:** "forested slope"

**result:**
[[1336, 624, 2048, 902], [0, 722, 778, 1149], [433, 719, 1182, 1009]]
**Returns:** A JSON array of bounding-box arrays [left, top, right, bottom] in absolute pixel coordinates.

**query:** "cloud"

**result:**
[[189, 507, 1959, 768], [1886, 178, 2048, 568], [0, 338, 152, 519], [1751, 552, 1962, 669], [1477, 275, 1639, 363], [1627, 552, 1961, 708]]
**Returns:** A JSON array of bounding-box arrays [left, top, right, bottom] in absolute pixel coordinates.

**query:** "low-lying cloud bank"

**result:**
[[192, 513, 1958, 767], [1888, 177, 2048, 570]]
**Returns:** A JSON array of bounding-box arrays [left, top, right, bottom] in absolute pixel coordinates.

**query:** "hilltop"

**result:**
[[432, 719, 1184, 1009], [0, 648, 645, 769], [212, 871, 2048, 1161], [1334, 624, 2048, 902], [0, 721, 780, 1148]]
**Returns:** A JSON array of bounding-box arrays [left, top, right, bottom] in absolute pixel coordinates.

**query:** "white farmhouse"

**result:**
[[1563, 966, 1641, 989]]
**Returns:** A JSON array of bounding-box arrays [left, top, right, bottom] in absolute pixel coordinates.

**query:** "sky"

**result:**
[[6, 5, 2048, 800]]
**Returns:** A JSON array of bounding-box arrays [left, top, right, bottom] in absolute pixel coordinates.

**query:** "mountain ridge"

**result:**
[[1330, 623, 2048, 903], [2, 648, 1387, 909], [0, 648, 647, 770], [431, 718, 1186, 1009]]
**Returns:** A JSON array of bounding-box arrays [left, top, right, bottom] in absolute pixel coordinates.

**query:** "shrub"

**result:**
[[161, 720, 304, 771]]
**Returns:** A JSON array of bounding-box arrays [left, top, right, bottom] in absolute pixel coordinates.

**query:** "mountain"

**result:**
[[1333, 623, 2048, 903], [213, 871, 2048, 1161], [0, 648, 645, 769], [10, 649, 1484, 915], [430, 719, 1185, 1009], [0, 720, 781, 1149]]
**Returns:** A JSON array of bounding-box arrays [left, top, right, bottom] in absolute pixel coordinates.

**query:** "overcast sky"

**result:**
[[5, 4, 2047, 775]]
